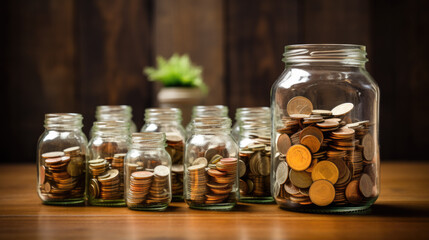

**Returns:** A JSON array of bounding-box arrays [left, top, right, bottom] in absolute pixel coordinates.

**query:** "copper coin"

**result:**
[[299, 126, 324, 143], [277, 134, 292, 155], [286, 144, 312, 171], [131, 171, 154, 180], [345, 180, 363, 204], [289, 169, 312, 188], [311, 161, 339, 184], [362, 133, 374, 161], [309, 180, 335, 206], [359, 173, 374, 198], [287, 96, 313, 116], [300, 135, 321, 153]]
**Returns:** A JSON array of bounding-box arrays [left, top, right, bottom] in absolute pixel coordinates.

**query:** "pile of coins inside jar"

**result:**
[[187, 145, 238, 205], [274, 96, 377, 207], [165, 133, 184, 197], [89, 150, 126, 201], [39, 146, 85, 200], [127, 165, 170, 207], [239, 137, 271, 198]]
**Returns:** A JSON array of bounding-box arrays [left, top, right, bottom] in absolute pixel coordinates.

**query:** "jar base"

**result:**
[[128, 204, 169, 211], [172, 195, 184, 202], [239, 196, 274, 204], [42, 199, 85, 206], [188, 202, 236, 211], [89, 199, 126, 207]]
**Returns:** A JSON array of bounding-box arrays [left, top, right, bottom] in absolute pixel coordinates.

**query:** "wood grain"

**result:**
[[1, 162, 428, 239]]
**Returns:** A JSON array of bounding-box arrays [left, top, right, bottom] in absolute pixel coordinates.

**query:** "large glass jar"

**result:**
[[232, 107, 270, 141], [185, 105, 228, 138], [141, 108, 185, 201], [238, 120, 273, 203], [90, 105, 137, 137], [125, 132, 172, 211], [184, 117, 239, 210], [271, 44, 380, 213], [37, 113, 87, 205], [87, 120, 130, 206]]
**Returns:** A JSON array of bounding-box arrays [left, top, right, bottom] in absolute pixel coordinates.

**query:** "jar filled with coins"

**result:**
[[184, 117, 239, 210], [87, 120, 131, 206], [125, 132, 172, 211], [141, 108, 185, 201], [232, 107, 270, 141], [185, 105, 229, 138], [37, 113, 87, 205], [271, 44, 380, 213], [238, 120, 273, 203], [90, 105, 137, 137]]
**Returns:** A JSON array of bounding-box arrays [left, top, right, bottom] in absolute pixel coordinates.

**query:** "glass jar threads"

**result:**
[[238, 120, 273, 203], [141, 108, 186, 201], [184, 117, 239, 210], [185, 105, 229, 137], [92, 105, 137, 135], [87, 120, 130, 206], [37, 113, 87, 205], [271, 44, 380, 213], [125, 132, 172, 211], [232, 107, 270, 141]]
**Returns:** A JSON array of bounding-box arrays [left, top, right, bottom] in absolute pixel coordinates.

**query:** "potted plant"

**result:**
[[144, 54, 208, 123]]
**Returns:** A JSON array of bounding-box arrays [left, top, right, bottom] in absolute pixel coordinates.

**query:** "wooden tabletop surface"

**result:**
[[1, 162, 429, 240]]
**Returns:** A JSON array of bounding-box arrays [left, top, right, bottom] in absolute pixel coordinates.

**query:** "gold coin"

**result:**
[[299, 126, 324, 143], [289, 169, 312, 188], [311, 161, 339, 184], [309, 180, 335, 206], [331, 102, 354, 116], [287, 96, 313, 116], [286, 144, 312, 171], [277, 134, 292, 155], [345, 180, 363, 204], [300, 135, 321, 153]]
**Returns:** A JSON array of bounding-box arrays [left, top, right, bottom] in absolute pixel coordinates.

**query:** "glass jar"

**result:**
[[141, 108, 185, 201], [125, 132, 172, 211], [232, 107, 270, 141], [91, 105, 137, 137], [271, 44, 380, 213], [238, 120, 273, 203], [184, 117, 239, 210], [185, 105, 228, 138], [87, 120, 130, 206], [37, 113, 87, 205]]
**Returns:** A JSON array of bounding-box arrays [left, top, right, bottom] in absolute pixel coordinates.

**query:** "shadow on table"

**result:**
[[367, 204, 429, 218]]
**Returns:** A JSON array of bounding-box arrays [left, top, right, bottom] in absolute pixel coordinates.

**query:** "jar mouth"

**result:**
[[193, 117, 231, 133], [192, 105, 229, 118], [144, 108, 182, 122], [131, 132, 166, 148], [44, 113, 83, 129], [283, 44, 368, 65], [96, 105, 133, 119], [93, 120, 130, 135]]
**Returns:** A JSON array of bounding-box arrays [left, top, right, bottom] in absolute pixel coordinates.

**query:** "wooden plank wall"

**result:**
[[3, 0, 429, 162]]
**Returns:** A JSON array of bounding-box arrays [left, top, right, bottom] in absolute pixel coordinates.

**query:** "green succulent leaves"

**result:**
[[144, 54, 208, 94]]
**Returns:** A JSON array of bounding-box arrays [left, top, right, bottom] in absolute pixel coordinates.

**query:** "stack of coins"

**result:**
[[171, 164, 184, 196], [188, 164, 207, 204], [98, 169, 121, 200], [165, 132, 184, 198], [239, 138, 271, 198], [274, 96, 377, 208], [39, 147, 85, 200], [206, 158, 237, 204], [112, 153, 126, 198], [147, 165, 170, 204], [127, 171, 153, 207]]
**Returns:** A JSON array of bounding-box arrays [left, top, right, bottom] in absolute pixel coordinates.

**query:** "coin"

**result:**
[[154, 165, 170, 177], [192, 157, 208, 167], [311, 161, 339, 184], [287, 96, 313, 116], [299, 126, 324, 143], [166, 133, 183, 143], [42, 151, 65, 159], [284, 180, 300, 195], [289, 169, 312, 188], [312, 109, 332, 116], [277, 134, 292, 155], [238, 160, 246, 178], [286, 144, 312, 171], [275, 161, 288, 184], [359, 173, 374, 198], [300, 135, 321, 153], [345, 180, 363, 204], [331, 103, 354, 116], [362, 134, 374, 161], [132, 171, 154, 180], [309, 180, 335, 206]]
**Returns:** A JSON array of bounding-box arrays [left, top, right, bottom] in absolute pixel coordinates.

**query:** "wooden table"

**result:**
[[1, 162, 428, 239]]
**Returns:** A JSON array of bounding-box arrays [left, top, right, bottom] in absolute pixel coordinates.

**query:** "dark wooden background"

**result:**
[[3, 0, 429, 163]]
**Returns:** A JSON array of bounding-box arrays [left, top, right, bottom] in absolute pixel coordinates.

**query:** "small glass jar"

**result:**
[[125, 132, 172, 211], [91, 105, 137, 137], [87, 120, 130, 206], [271, 44, 380, 213], [37, 113, 87, 205], [185, 105, 229, 138], [184, 117, 239, 210], [141, 108, 185, 201], [232, 107, 270, 141], [238, 120, 273, 203]]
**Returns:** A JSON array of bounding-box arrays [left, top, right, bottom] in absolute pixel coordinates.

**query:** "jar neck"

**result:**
[[283, 44, 368, 67], [130, 132, 166, 150], [96, 105, 133, 121], [92, 121, 130, 137], [44, 113, 83, 131], [144, 108, 182, 124], [235, 107, 270, 120], [193, 117, 231, 135], [239, 122, 271, 138], [191, 105, 228, 119]]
